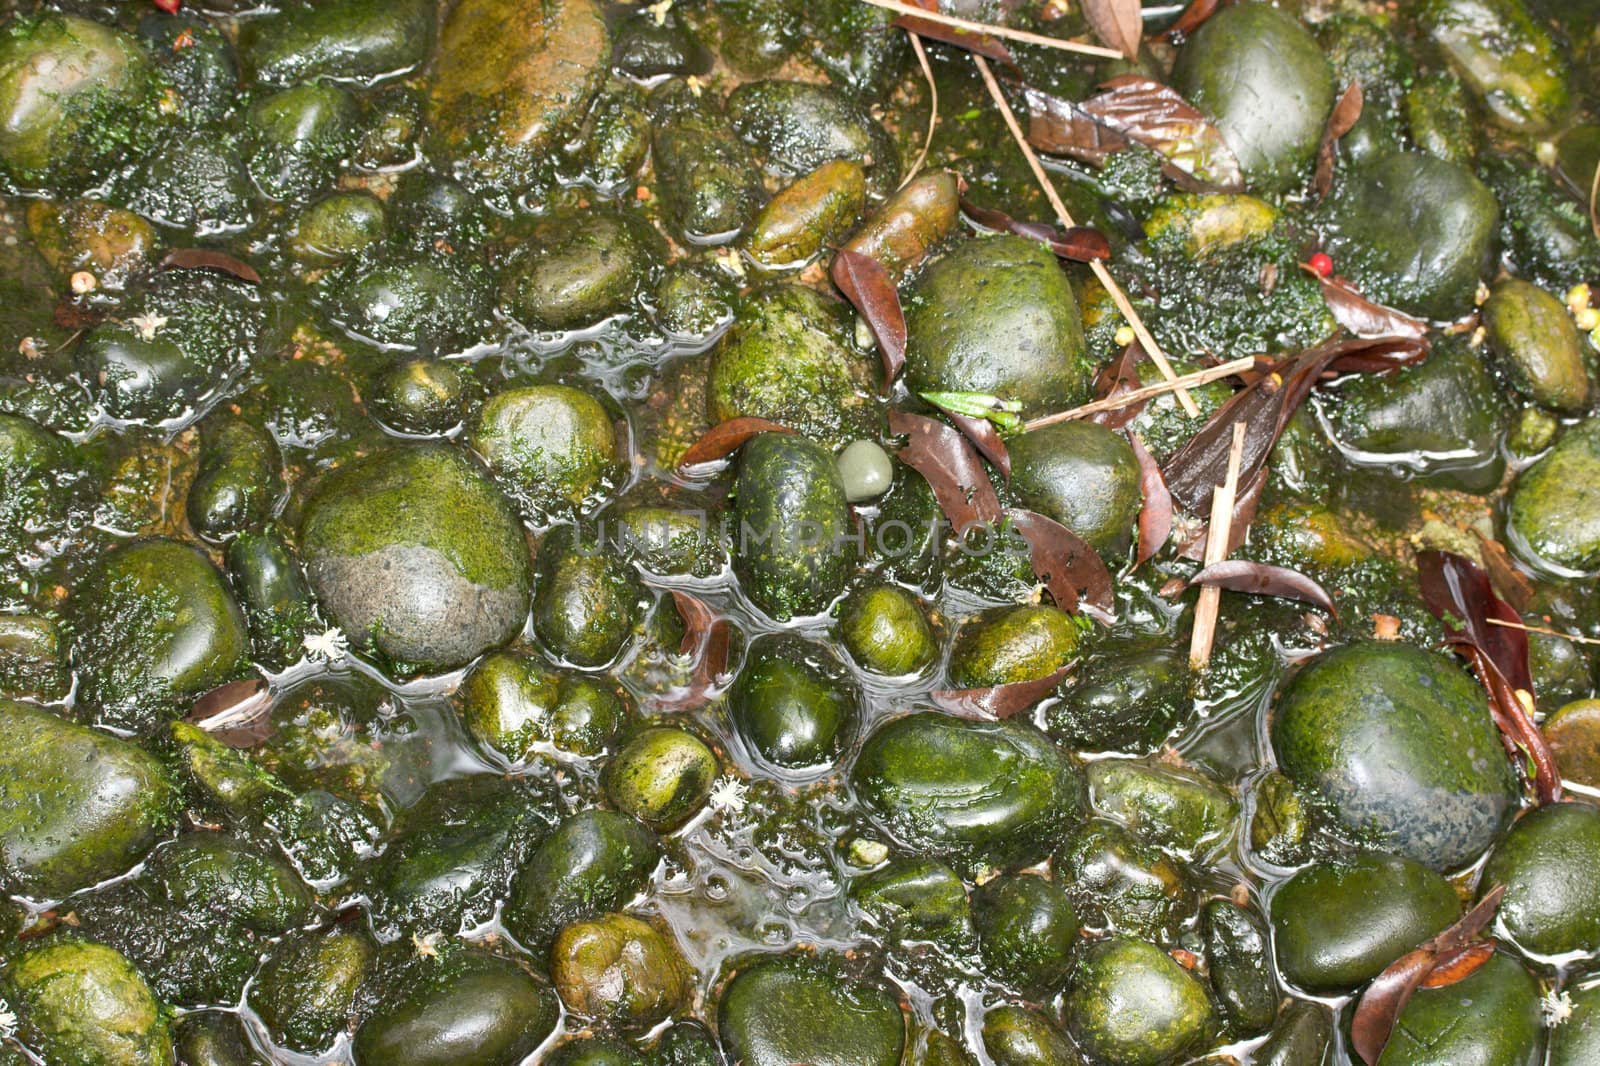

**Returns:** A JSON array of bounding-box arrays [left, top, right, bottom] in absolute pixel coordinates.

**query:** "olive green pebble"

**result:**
[[730, 635, 856, 770], [602, 727, 718, 831], [717, 955, 906, 1066], [1007, 419, 1143, 557], [1063, 936, 1216, 1066], [469, 384, 619, 519], [459, 649, 631, 760], [838, 585, 936, 676], [947, 605, 1081, 688], [552, 913, 691, 1028], [836, 439, 893, 503], [1549, 980, 1600, 1066], [249, 926, 375, 1052], [372, 359, 468, 436], [506, 810, 662, 950], [981, 1005, 1080, 1066], [972, 875, 1078, 997], [291, 192, 386, 264], [4, 941, 174, 1066], [1546, 699, 1600, 789], [1508, 418, 1600, 576], [1269, 852, 1459, 993], [1375, 950, 1544, 1066], [850, 858, 971, 937], [1480, 803, 1600, 957], [1484, 279, 1592, 412], [533, 525, 644, 667]]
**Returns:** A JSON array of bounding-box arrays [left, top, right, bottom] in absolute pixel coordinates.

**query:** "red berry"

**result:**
[[1309, 252, 1333, 278], [153, 0, 180, 13]]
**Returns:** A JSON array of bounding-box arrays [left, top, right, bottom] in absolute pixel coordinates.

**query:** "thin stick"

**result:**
[[1189, 421, 1247, 671], [971, 55, 1200, 417], [1487, 616, 1600, 646], [1589, 158, 1599, 240], [901, 33, 938, 188], [859, 0, 1123, 58], [1024, 355, 1255, 430]]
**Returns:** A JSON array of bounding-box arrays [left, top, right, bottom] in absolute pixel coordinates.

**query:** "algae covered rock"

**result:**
[[717, 955, 906, 1066], [1507, 418, 1600, 576], [4, 941, 174, 1066], [299, 445, 533, 673]]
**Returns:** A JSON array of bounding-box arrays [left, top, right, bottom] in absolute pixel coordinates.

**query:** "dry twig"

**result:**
[[1189, 421, 1247, 670], [859, 0, 1122, 57], [1024, 354, 1255, 430]]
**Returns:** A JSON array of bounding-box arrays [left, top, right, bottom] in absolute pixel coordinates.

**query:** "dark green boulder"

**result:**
[[1508, 419, 1600, 576], [1375, 951, 1543, 1066], [1063, 936, 1216, 1066], [1480, 802, 1600, 957], [717, 955, 906, 1066], [730, 634, 856, 770], [731, 431, 852, 621], [1008, 421, 1142, 556]]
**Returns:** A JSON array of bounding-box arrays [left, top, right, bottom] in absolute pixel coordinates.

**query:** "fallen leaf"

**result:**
[[961, 198, 1111, 261], [1008, 508, 1116, 623], [161, 248, 263, 285], [1188, 559, 1337, 619], [1164, 335, 1429, 516], [946, 410, 1012, 479], [1082, 0, 1142, 60], [931, 664, 1072, 719], [832, 249, 907, 388], [1317, 274, 1427, 339], [53, 299, 104, 331], [1164, 0, 1220, 37], [1025, 76, 1244, 191], [1350, 886, 1505, 1065], [186, 677, 274, 748], [1313, 82, 1364, 199], [889, 411, 1002, 534], [1418, 941, 1497, 989], [650, 587, 734, 712], [892, 13, 1016, 68], [1129, 433, 1171, 569], [1470, 530, 1535, 612], [1087, 342, 1150, 431], [678, 417, 793, 469], [1175, 465, 1267, 561]]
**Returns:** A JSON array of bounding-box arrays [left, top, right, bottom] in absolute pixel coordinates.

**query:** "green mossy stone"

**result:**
[[1547, 699, 1600, 789], [0, 612, 67, 701], [972, 875, 1079, 998], [504, 810, 662, 950], [459, 649, 631, 760], [300, 445, 533, 673], [245, 0, 434, 86], [1376, 951, 1544, 1066], [371, 359, 468, 437], [225, 529, 316, 670], [981, 1005, 1082, 1066], [173, 1011, 266, 1066], [1327, 337, 1506, 492], [428, 0, 609, 195], [1086, 760, 1236, 860], [1416, 0, 1571, 134], [1063, 936, 1216, 1066], [249, 926, 375, 1053], [245, 83, 361, 202], [1318, 152, 1498, 320], [290, 192, 387, 265], [321, 246, 492, 353], [469, 384, 619, 520], [1046, 644, 1190, 754], [352, 947, 558, 1066], [850, 858, 970, 937], [124, 133, 254, 232], [717, 955, 906, 1066], [1482, 152, 1600, 293], [709, 285, 879, 447], [1271, 642, 1520, 869], [25, 198, 155, 291], [947, 605, 1082, 688], [838, 584, 936, 677], [1200, 900, 1275, 1037], [1252, 1002, 1332, 1066], [147, 834, 313, 931], [499, 208, 664, 329], [1483, 279, 1592, 412], [731, 431, 852, 621], [904, 236, 1090, 416], [1269, 852, 1459, 993], [648, 82, 765, 243], [853, 711, 1080, 873], [1171, 3, 1334, 192], [1508, 419, 1600, 576], [842, 170, 961, 283], [725, 79, 899, 192], [1008, 421, 1142, 556], [73, 537, 249, 732], [1549, 980, 1600, 1066], [1480, 803, 1600, 957], [187, 416, 283, 541], [533, 525, 643, 667], [4, 941, 174, 1066], [1406, 71, 1480, 165], [0, 700, 173, 899], [731, 634, 855, 770], [552, 913, 691, 1029], [744, 159, 866, 268], [0, 14, 170, 189], [602, 726, 718, 831], [1053, 820, 1192, 940]]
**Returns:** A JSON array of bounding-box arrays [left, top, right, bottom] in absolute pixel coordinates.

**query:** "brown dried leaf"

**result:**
[[1008, 508, 1116, 623], [1317, 275, 1427, 339], [1164, 336, 1429, 516], [892, 14, 1016, 68], [890, 411, 1002, 534], [1313, 82, 1364, 199], [161, 248, 263, 285], [186, 677, 274, 748], [832, 249, 907, 387], [946, 410, 1011, 479], [1188, 559, 1337, 619], [1082, 0, 1142, 60], [53, 299, 104, 331], [961, 198, 1111, 262], [1418, 941, 1497, 989], [1350, 886, 1505, 1065], [1026, 76, 1244, 190], [1176, 465, 1267, 561], [931, 664, 1073, 719], [1470, 530, 1535, 612], [678, 418, 793, 469], [1087, 342, 1150, 431], [651, 588, 734, 712], [1129, 432, 1170, 569]]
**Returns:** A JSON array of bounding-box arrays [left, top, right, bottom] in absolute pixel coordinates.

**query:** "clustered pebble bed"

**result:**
[[0, 0, 1599, 1064]]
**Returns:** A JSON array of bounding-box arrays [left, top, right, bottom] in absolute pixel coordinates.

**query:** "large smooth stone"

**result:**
[[717, 955, 905, 1066]]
